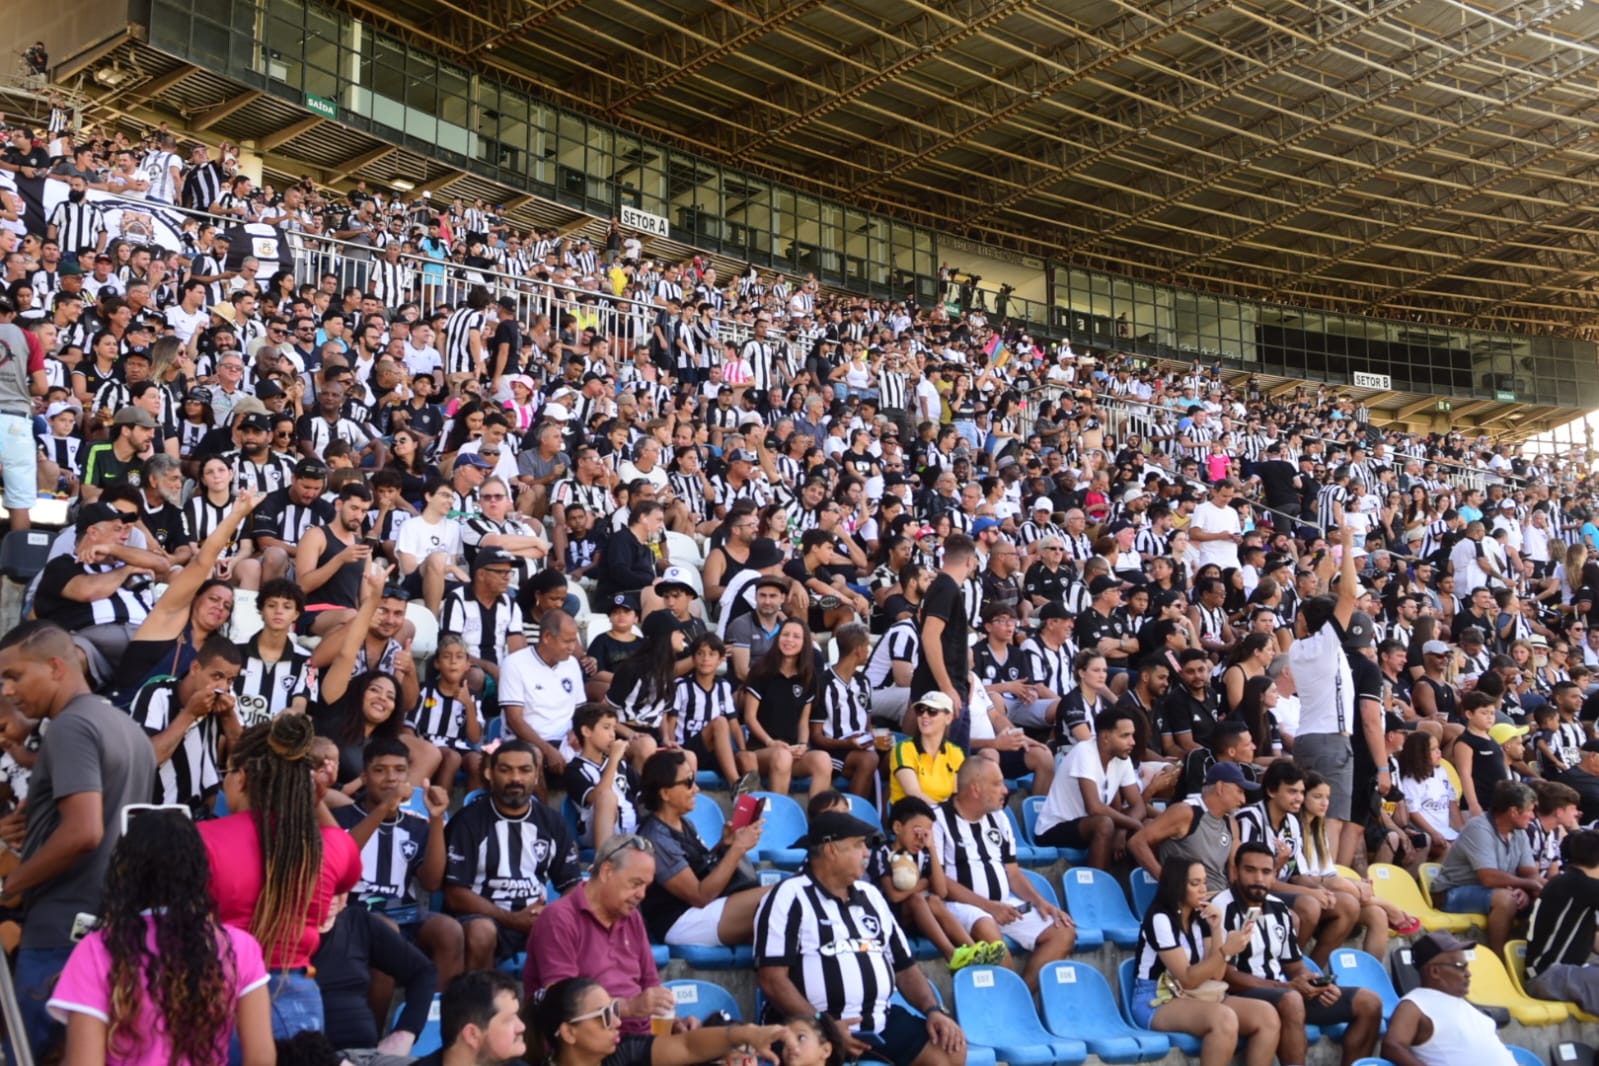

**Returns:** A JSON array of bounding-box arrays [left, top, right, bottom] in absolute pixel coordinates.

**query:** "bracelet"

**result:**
[[925, 1005, 949, 1018]]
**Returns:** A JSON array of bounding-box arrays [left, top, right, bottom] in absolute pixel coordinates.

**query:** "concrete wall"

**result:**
[[2, 0, 134, 80]]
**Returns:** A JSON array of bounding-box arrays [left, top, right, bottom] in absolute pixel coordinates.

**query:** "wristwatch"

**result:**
[[925, 1005, 949, 1018]]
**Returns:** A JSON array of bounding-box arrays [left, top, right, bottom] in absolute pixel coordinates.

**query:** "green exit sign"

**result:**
[[305, 93, 338, 120], [1495, 389, 1517, 403], [1436, 400, 1453, 412]]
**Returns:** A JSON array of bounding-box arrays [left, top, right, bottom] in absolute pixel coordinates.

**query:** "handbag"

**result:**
[[1153, 971, 1228, 1006]]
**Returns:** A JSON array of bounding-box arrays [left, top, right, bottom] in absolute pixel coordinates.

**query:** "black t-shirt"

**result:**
[[1077, 606, 1131, 666], [490, 320, 522, 377], [1159, 685, 1221, 748], [746, 668, 813, 746], [1255, 460, 1300, 509], [1349, 652, 1385, 776], [1022, 561, 1073, 606], [141, 500, 192, 555], [587, 631, 641, 675], [910, 573, 968, 699]]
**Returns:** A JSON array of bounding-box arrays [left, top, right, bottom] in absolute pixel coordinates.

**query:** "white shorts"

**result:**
[[664, 896, 729, 947], [946, 894, 1054, 951], [0, 414, 37, 511]]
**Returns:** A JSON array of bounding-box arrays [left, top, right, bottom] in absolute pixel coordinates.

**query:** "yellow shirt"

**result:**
[[889, 738, 965, 805]]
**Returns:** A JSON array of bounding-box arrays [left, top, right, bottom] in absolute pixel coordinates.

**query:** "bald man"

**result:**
[[0, 620, 156, 1060]]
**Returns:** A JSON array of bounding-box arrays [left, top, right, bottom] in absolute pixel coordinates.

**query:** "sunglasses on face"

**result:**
[[569, 1000, 623, 1029]]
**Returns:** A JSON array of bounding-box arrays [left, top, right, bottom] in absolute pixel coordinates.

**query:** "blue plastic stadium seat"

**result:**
[[1350, 1059, 1396, 1066], [1063, 866, 1141, 949], [668, 944, 737, 968], [685, 792, 725, 845], [404, 785, 429, 818], [497, 951, 527, 975], [750, 792, 807, 868], [665, 979, 741, 1022], [890, 988, 996, 1066], [1509, 1048, 1544, 1066], [1117, 958, 1202, 1055], [1006, 806, 1057, 866], [1129, 868, 1159, 917], [1020, 795, 1089, 863], [1329, 948, 1401, 1022], [954, 965, 1087, 1066], [695, 769, 725, 789], [652, 944, 670, 967], [484, 717, 503, 744], [1009, 868, 1102, 952], [1038, 961, 1170, 1062], [558, 796, 596, 862], [847, 792, 883, 832]]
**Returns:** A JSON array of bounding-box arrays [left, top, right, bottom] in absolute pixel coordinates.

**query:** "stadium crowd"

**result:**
[[1, 114, 1599, 1066]]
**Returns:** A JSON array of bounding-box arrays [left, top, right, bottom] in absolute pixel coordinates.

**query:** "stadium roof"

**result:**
[[52, 0, 1599, 343], [316, 0, 1599, 338]]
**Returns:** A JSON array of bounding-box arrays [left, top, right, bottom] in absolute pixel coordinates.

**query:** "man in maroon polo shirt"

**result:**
[[524, 833, 700, 1035]]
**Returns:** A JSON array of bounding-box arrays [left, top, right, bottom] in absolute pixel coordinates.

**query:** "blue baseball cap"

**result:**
[[972, 517, 1002, 535], [1205, 762, 1262, 794]]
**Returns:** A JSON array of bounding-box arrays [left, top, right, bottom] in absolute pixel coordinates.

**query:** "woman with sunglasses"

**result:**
[[634, 749, 770, 951], [529, 976, 791, 1066], [385, 428, 440, 506], [889, 692, 964, 805]]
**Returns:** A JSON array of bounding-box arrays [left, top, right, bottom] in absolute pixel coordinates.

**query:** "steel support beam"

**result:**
[[258, 117, 324, 152], [190, 89, 262, 131]]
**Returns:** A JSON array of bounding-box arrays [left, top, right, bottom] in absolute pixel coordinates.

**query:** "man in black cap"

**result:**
[[440, 546, 528, 697], [80, 406, 156, 505], [1382, 932, 1516, 1066], [754, 811, 964, 1066]]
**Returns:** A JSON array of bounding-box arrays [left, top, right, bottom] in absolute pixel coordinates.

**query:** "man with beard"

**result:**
[[278, 474, 369, 633], [1214, 842, 1383, 1066], [523, 832, 686, 1035], [219, 407, 296, 495], [445, 740, 581, 970], [136, 454, 195, 567]]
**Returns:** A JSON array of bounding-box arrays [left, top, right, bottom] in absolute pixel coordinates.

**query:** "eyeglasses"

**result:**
[[569, 1000, 622, 1029], [480, 493, 508, 501]]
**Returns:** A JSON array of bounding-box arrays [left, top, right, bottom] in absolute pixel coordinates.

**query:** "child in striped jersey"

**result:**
[[410, 634, 484, 791], [670, 633, 756, 790], [562, 702, 642, 849]]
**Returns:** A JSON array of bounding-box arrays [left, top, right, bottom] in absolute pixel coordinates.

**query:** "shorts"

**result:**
[[1129, 976, 1162, 1030], [1295, 733, 1354, 820], [459, 914, 529, 962], [946, 895, 1054, 951], [664, 896, 729, 947], [1439, 884, 1496, 915], [1036, 817, 1093, 849], [1238, 984, 1360, 1025], [855, 1004, 933, 1066], [1003, 695, 1057, 731], [995, 748, 1031, 782], [0, 414, 36, 511]]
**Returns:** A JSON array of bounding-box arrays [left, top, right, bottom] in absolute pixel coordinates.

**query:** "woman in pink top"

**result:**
[[48, 810, 274, 1065], [199, 712, 362, 1041]]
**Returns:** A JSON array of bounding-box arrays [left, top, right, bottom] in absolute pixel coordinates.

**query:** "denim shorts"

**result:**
[[1440, 883, 1496, 915], [0, 414, 38, 510]]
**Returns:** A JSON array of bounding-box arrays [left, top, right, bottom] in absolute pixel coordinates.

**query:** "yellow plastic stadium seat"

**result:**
[[1418, 862, 1487, 930], [1505, 941, 1598, 1024], [1464, 944, 1569, 1025], [1366, 863, 1480, 934], [1441, 760, 1463, 802], [1334, 865, 1361, 882]]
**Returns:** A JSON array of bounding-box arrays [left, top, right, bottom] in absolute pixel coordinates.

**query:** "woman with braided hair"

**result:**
[[47, 808, 275, 1064], [198, 711, 361, 1041]]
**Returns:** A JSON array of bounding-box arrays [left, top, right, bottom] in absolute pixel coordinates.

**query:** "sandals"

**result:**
[[1391, 915, 1423, 936]]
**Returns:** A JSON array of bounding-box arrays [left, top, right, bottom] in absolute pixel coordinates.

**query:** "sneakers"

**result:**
[[948, 944, 981, 972], [733, 770, 762, 797], [950, 941, 1008, 971], [976, 940, 1008, 965]]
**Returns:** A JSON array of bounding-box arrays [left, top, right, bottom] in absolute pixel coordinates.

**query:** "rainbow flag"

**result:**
[[984, 335, 1010, 368]]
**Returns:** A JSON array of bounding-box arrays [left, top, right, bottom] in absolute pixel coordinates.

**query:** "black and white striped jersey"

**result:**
[[443, 794, 581, 912], [1210, 888, 1298, 982], [129, 678, 219, 813], [753, 872, 914, 1032], [932, 800, 1016, 902], [442, 306, 486, 378], [816, 667, 872, 740], [671, 674, 738, 748], [234, 633, 312, 727], [334, 801, 432, 916], [439, 588, 524, 666], [410, 682, 478, 752], [561, 753, 641, 844], [865, 619, 919, 690]]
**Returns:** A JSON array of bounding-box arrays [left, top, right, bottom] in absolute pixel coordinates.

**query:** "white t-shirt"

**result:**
[[1036, 741, 1135, 835], [497, 645, 584, 744], [1399, 767, 1459, 841], [403, 343, 443, 378], [164, 304, 209, 345], [394, 514, 462, 569], [1191, 500, 1241, 569], [914, 378, 942, 421], [1286, 621, 1353, 736]]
